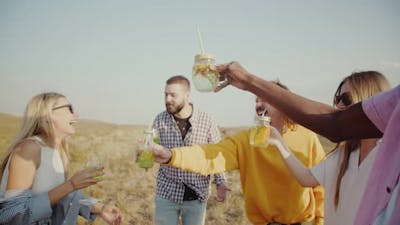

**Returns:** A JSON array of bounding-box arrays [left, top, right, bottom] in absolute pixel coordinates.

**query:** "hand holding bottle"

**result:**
[[68, 165, 105, 190], [267, 126, 291, 158], [150, 143, 172, 164], [137, 128, 159, 169], [214, 61, 251, 92], [77, 155, 104, 206]]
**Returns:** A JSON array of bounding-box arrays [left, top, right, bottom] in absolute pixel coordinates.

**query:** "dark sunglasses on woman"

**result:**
[[334, 92, 353, 106], [52, 104, 74, 114]]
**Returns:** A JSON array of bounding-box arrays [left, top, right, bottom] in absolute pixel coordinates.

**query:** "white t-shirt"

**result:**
[[311, 143, 378, 225]]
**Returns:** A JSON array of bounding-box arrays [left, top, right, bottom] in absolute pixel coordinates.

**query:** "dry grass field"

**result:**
[[0, 112, 335, 225]]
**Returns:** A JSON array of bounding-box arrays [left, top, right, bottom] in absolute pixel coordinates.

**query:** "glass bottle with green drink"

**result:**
[[152, 128, 160, 145], [137, 128, 159, 169]]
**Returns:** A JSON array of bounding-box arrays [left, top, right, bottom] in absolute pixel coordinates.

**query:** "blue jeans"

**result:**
[[155, 196, 206, 225]]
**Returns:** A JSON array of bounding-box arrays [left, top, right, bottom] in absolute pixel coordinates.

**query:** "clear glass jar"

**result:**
[[137, 128, 155, 169], [192, 54, 221, 92], [249, 115, 271, 148], [152, 128, 160, 144]]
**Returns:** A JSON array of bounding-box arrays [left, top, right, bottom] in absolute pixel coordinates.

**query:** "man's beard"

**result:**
[[166, 102, 185, 115]]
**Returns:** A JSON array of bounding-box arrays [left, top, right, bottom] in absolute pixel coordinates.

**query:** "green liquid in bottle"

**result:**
[[153, 136, 160, 144], [138, 150, 154, 169]]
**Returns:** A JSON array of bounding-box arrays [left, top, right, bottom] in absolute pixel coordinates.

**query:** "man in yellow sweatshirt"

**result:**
[[151, 82, 325, 225]]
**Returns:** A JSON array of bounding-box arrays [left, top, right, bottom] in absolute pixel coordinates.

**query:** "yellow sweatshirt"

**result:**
[[169, 126, 325, 225]]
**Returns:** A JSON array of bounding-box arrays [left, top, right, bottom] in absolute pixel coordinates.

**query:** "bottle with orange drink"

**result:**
[[249, 115, 271, 148]]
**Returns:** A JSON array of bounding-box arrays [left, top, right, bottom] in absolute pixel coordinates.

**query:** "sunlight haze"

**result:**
[[1, 0, 399, 127]]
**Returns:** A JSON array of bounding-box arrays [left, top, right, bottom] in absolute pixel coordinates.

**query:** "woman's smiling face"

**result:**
[[51, 97, 78, 138]]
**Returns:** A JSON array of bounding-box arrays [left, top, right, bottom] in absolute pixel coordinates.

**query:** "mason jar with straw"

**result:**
[[192, 27, 228, 92]]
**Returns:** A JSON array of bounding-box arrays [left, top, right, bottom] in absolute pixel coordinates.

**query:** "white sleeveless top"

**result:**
[[311, 143, 379, 225], [0, 136, 65, 196]]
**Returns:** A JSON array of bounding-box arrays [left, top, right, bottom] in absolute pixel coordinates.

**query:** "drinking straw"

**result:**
[[197, 26, 205, 54], [262, 108, 268, 117]]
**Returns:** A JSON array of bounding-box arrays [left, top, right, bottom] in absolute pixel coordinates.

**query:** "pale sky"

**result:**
[[1, 0, 399, 127]]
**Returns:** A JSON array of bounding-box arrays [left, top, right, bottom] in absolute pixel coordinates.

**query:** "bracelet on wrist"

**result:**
[[67, 179, 77, 190]]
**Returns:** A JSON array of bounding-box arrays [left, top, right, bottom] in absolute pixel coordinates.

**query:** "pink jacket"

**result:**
[[355, 85, 400, 225]]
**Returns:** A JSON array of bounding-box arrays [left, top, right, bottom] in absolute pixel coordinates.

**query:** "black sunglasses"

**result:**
[[52, 104, 74, 114], [334, 92, 353, 106]]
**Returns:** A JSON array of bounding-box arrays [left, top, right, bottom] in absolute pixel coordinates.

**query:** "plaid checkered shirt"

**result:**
[[153, 105, 226, 203]]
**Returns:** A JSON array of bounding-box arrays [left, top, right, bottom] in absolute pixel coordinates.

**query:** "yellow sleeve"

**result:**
[[170, 131, 245, 175], [311, 134, 326, 225], [314, 216, 324, 225]]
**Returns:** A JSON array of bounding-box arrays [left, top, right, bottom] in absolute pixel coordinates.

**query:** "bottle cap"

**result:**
[[144, 128, 153, 134], [195, 53, 215, 60], [255, 115, 271, 122]]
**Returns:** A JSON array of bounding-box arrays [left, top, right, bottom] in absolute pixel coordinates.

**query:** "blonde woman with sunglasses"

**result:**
[[265, 71, 390, 225], [0, 92, 123, 225]]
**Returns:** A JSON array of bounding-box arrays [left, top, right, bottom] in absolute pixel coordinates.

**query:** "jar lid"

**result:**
[[255, 115, 271, 122], [195, 53, 215, 60], [144, 129, 153, 134]]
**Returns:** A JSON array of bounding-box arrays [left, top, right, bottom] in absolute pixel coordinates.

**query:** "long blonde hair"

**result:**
[[333, 71, 390, 208], [0, 92, 70, 180]]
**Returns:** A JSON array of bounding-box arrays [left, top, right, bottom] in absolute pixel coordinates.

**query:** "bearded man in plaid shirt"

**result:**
[[152, 75, 230, 225]]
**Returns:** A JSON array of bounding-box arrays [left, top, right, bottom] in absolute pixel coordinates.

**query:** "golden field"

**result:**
[[0, 112, 335, 225]]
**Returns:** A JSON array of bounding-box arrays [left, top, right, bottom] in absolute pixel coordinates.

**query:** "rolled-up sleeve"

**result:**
[[76, 191, 97, 221], [212, 173, 226, 186], [0, 190, 52, 224], [30, 192, 53, 222], [209, 116, 227, 185]]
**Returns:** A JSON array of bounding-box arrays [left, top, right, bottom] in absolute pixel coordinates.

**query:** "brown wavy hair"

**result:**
[[272, 80, 297, 132]]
